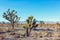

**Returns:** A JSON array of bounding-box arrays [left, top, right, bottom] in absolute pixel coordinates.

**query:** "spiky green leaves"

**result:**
[[2, 9, 20, 23]]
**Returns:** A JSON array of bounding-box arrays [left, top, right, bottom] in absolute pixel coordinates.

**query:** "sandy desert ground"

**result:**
[[0, 23, 60, 40]]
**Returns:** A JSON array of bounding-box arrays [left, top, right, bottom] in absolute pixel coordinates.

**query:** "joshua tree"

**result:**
[[40, 21, 44, 27], [2, 9, 20, 30], [25, 16, 33, 37], [57, 23, 60, 26], [25, 16, 38, 37]]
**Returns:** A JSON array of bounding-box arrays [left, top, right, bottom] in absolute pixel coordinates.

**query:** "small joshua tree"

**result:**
[[40, 21, 44, 27], [2, 9, 20, 30]]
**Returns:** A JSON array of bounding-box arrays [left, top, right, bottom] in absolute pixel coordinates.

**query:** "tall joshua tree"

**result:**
[[2, 9, 20, 30], [26, 16, 33, 37], [25, 16, 38, 37]]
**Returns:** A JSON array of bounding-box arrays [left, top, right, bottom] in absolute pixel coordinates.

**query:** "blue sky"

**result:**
[[0, 0, 60, 22]]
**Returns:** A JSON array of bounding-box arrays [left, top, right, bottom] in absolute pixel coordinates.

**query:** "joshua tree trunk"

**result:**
[[26, 28, 29, 37], [12, 23, 14, 29], [26, 28, 31, 37], [10, 19, 14, 30]]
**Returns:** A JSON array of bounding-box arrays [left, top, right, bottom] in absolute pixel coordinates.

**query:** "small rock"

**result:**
[[10, 32, 16, 35]]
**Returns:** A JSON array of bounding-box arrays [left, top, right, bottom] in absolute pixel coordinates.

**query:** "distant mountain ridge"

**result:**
[[18, 21, 59, 24], [0, 21, 60, 24]]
